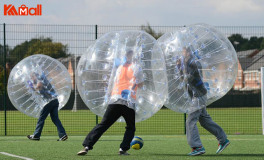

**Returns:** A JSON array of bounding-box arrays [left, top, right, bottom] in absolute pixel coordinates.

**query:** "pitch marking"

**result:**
[[0, 152, 34, 160]]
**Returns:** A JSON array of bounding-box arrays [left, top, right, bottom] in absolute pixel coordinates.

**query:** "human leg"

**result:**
[[186, 109, 203, 148], [82, 104, 123, 150], [198, 108, 230, 153], [120, 106, 135, 151], [33, 102, 53, 138], [49, 99, 66, 138], [199, 108, 227, 144]]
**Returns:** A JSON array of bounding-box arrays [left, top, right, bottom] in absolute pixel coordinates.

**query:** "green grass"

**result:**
[[1, 135, 264, 160], [0, 108, 262, 136]]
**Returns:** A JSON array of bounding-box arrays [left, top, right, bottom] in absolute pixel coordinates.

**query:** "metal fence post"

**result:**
[[261, 67, 264, 135], [3, 23, 7, 136], [184, 113, 186, 135], [95, 24, 99, 125]]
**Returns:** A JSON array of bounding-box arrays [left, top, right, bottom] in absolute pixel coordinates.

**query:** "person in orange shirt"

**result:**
[[77, 50, 143, 156]]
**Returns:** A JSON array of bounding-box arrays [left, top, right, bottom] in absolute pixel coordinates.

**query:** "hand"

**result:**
[[35, 82, 43, 90], [121, 90, 131, 100], [137, 83, 143, 88], [27, 80, 34, 89]]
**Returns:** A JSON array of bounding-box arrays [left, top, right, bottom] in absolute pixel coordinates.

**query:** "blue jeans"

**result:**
[[33, 99, 66, 138], [186, 107, 227, 148]]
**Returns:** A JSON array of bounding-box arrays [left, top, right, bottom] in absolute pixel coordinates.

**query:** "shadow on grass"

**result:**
[[98, 139, 162, 142], [152, 153, 187, 156], [152, 153, 264, 157], [211, 154, 264, 157], [76, 155, 119, 157]]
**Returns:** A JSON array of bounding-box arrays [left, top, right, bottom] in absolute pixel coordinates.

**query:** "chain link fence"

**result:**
[[0, 24, 263, 136]]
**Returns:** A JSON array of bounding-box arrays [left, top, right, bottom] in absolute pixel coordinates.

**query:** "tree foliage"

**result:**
[[8, 37, 69, 65], [0, 66, 4, 94], [141, 23, 163, 39], [0, 65, 10, 95], [0, 37, 69, 94], [141, 24, 264, 52], [0, 44, 11, 95], [259, 38, 264, 50], [228, 34, 264, 52], [0, 44, 11, 66]]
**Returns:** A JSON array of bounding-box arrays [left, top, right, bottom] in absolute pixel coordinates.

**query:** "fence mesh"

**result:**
[[0, 24, 263, 136], [0, 23, 4, 135]]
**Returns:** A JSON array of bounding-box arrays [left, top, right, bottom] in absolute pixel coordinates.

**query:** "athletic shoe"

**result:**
[[57, 135, 68, 141], [216, 139, 230, 154], [77, 147, 89, 156], [188, 147, 205, 156], [27, 135, 40, 141], [119, 150, 130, 155], [119, 148, 130, 155]]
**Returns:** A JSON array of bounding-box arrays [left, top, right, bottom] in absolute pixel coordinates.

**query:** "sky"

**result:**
[[0, 0, 264, 26]]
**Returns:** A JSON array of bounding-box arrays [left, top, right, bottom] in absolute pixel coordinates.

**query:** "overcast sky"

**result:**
[[1, 0, 264, 26]]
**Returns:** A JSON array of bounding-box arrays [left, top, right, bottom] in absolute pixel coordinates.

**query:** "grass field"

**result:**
[[0, 108, 262, 136], [0, 108, 262, 159], [1, 135, 264, 160]]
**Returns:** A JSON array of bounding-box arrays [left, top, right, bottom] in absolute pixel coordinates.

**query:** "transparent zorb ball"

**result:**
[[7, 54, 72, 118], [76, 30, 168, 122], [158, 23, 238, 113]]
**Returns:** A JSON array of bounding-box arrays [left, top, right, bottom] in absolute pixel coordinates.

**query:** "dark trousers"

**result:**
[[82, 104, 136, 151], [34, 99, 66, 138]]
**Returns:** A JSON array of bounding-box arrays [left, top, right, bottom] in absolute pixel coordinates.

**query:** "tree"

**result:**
[[0, 65, 10, 95], [248, 37, 263, 50], [141, 23, 163, 39], [0, 44, 11, 66], [0, 44, 12, 95], [8, 37, 69, 65], [0, 66, 4, 94], [228, 34, 264, 52], [0, 37, 69, 94], [228, 34, 248, 51], [260, 38, 264, 49], [25, 40, 68, 58], [0, 44, 3, 66]]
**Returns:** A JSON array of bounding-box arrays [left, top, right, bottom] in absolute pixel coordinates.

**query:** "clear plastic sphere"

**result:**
[[76, 30, 168, 122], [7, 54, 72, 118], [158, 23, 238, 113]]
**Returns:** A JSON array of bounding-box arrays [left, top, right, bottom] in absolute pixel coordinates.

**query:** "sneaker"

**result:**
[[27, 135, 40, 141], [216, 139, 230, 154], [119, 150, 130, 155], [188, 147, 205, 156], [77, 147, 89, 156], [119, 148, 130, 155], [57, 135, 68, 141]]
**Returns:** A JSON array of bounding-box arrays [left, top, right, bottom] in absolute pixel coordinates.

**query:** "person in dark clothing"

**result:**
[[77, 50, 144, 156], [27, 72, 67, 141], [178, 47, 230, 156]]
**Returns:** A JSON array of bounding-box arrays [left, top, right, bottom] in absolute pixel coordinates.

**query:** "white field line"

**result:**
[[0, 152, 34, 160]]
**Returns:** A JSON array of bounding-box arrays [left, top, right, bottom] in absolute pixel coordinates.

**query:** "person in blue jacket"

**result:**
[[178, 47, 230, 156], [27, 72, 67, 141]]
